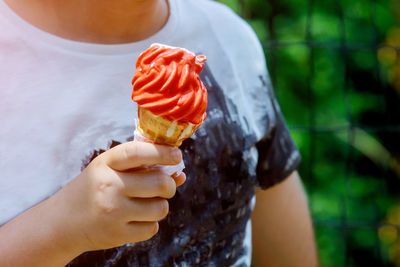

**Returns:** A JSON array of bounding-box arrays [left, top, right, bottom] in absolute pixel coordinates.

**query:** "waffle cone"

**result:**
[[137, 107, 202, 147]]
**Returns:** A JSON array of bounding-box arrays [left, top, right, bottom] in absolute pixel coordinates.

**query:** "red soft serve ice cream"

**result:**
[[132, 43, 207, 124]]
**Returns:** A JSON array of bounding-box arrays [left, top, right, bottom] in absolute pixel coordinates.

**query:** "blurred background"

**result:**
[[216, 0, 400, 266]]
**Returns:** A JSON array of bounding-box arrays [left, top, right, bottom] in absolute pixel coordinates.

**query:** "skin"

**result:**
[[1, 0, 318, 266], [0, 142, 186, 266], [251, 172, 319, 266], [3, 0, 169, 44]]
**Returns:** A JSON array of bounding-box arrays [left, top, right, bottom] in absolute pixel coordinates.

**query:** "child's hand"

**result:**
[[52, 141, 184, 252]]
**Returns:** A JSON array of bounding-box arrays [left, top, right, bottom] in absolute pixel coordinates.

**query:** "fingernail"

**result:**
[[171, 149, 181, 162]]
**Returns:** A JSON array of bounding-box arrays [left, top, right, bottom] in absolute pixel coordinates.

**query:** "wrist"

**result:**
[[46, 188, 88, 259], [0, 192, 85, 267]]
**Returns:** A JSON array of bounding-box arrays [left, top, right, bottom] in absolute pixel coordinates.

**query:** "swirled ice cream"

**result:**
[[131, 43, 208, 146]]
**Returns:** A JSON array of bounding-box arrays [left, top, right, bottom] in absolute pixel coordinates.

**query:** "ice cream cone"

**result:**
[[132, 43, 208, 147], [137, 107, 201, 147]]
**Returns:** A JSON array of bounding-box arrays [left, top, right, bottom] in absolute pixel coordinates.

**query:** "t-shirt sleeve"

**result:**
[[255, 78, 301, 189]]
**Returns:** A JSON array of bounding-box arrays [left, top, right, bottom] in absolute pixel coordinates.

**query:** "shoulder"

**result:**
[[177, 0, 274, 140], [193, 0, 254, 37], [181, 0, 267, 72]]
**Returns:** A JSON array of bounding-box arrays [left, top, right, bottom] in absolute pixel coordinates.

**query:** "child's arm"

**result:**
[[0, 141, 184, 267], [251, 171, 318, 266]]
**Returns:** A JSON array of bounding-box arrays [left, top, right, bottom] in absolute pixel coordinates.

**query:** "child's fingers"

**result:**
[[122, 198, 169, 222], [123, 222, 159, 243], [118, 170, 177, 199], [172, 172, 186, 187]]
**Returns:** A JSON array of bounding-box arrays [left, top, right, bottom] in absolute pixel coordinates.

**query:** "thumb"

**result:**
[[101, 141, 182, 171]]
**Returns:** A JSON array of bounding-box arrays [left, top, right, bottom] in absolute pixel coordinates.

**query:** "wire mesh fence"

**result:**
[[217, 0, 400, 266]]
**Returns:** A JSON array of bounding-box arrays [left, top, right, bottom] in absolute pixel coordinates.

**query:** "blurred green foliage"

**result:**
[[217, 0, 400, 266]]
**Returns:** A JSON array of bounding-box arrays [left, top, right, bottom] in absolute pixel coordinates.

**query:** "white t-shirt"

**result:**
[[0, 0, 300, 265]]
